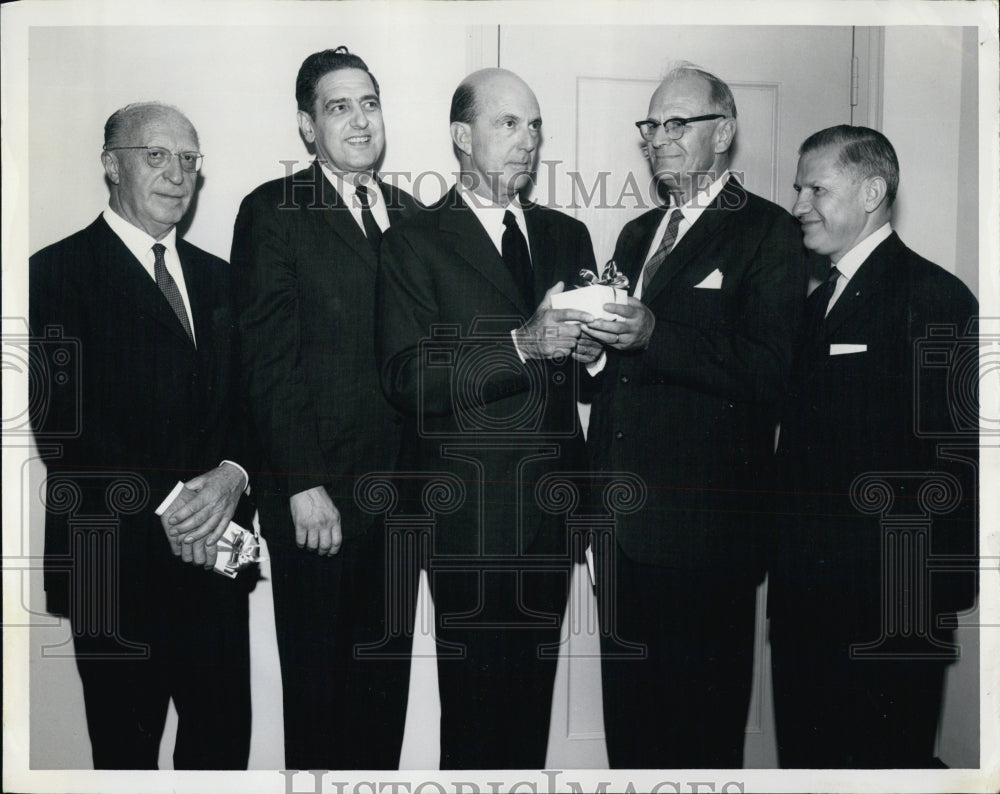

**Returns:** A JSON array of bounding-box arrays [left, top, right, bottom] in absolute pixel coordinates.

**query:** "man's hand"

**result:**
[[514, 282, 595, 360], [573, 334, 604, 364], [585, 298, 656, 351], [161, 463, 245, 569], [290, 485, 342, 556]]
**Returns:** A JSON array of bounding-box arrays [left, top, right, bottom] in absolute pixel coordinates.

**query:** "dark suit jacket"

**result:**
[[30, 215, 252, 624], [231, 162, 419, 544], [376, 186, 595, 557], [587, 177, 806, 574], [771, 232, 978, 628]]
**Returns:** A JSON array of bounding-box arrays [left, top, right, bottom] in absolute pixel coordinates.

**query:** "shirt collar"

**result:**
[[674, 169, 732, 225], [456, 183, 528, 254], [102, 206, 177, 261], [318, 162, 379, 205], [831, 222, 893, 281]]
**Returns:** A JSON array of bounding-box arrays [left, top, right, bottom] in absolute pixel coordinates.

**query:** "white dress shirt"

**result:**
[[103, 207, 196, 345], [451, 186, 535, 361], [102, 207, 249, 491], [824, 222, 893, 315], [319, 164, 391, 236], [457, 184, 532, 260], [634, 169, 733, 300]]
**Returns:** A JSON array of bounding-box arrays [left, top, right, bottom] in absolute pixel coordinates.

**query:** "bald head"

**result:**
[[104, 102, 198, 152], [449, 69, 542, 205]]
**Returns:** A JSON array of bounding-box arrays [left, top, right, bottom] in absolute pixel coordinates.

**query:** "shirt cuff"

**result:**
[[219, 460, 250, 494], [510, 328, 529, 364], [586, 351, 607, 376]]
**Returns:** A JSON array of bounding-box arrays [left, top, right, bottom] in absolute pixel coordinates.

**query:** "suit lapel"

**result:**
[[309, 162, 379, 271], [522, 202, 557, 302], [621, 208, 667, 295], [642, 176, 745, 303], [440, 187, 532, 314], [95, 217, 195, 347], [820, 234, 900, 341]]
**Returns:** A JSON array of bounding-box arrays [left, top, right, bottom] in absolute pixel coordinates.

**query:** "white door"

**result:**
[[497, 25, 866, 768]]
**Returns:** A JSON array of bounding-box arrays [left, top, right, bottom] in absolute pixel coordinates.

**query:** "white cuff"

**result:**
[[586, 351, 607, 376], [510, 328, 529, 364], [219, 460, 250, 494]]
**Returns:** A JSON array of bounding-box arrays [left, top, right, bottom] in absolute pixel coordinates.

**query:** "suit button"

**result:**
[[615, 431, 624, 440], [393, 415, 403, 426], [620, 375, 630, 384]]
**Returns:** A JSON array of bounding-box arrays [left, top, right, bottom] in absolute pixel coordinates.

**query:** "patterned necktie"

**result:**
[[502, 210, 534, 306], [355, 183, 383, 254], [152, 243, 194, 343], [641, 208, 684, 294]]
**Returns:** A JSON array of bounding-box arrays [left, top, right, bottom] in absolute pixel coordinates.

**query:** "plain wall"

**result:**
[[883, 25, 979, 296]]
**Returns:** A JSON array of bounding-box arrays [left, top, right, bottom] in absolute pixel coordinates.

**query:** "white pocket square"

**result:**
[[693, 268, 724, 289], [829, 343, 867, 355]]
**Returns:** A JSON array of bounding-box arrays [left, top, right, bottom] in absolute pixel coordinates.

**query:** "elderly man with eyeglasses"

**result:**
[[29, 101, 255, 769], [583, 64, 806, 768]]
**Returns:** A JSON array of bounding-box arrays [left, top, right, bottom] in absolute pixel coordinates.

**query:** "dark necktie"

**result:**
[[152, 243, 194, 343], [355, 183, 383, 254], [641, 208, 684, 294], [501, 210, 534, 306], [803, 265, 841, 349]]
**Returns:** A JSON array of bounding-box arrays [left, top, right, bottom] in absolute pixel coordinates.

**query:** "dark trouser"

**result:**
[[269, 520, 417, 770], [597, 546, 758, 769], [72, 564, 251, 770], [770, 618, 950, 768], [429, 556, 572, 769]]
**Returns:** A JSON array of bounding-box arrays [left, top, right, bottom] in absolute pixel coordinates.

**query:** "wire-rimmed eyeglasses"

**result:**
[[104, 145, 204, 172]]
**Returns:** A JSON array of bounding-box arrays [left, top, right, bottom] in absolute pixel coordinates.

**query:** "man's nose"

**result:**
[[792, 192, 810, 217], [163, 154, 185, 184], [350, 105, 370, 128], [518, 127, 538, 154]]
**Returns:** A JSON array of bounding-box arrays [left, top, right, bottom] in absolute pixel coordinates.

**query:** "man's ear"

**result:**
[[101, 151, 120, 185], [714, 117, 737, 154], [297, 110, 316, 144], [450, 121, 472, 157], [862, 175, 889, 213]]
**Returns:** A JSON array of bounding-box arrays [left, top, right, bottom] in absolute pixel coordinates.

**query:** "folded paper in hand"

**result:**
[[155, 481, 262, 578]]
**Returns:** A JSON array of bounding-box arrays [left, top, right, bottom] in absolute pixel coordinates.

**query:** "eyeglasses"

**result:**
[[634, 114, 726, 142], [104, 146, 204, 172]]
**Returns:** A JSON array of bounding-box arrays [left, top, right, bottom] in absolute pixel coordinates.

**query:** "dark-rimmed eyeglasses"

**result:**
[[104, 146, 204, 172], [634, 114, 726, 142]]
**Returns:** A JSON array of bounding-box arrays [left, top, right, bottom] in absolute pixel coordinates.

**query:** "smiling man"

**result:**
[[583, 64, 806, 768], [231, 47, 419, 769], [770, 125, 978, 767], [376, 68, 598, 768], [29, 101, 254, 769]]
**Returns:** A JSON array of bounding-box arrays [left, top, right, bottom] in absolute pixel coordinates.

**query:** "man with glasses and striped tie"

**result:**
[[29, 101, 254, 769], [584, 64, 806, 768]]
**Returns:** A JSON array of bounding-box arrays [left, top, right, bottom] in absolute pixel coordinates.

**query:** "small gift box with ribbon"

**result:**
[[156, 481, 263, 578], [550, 260, 630, 320]]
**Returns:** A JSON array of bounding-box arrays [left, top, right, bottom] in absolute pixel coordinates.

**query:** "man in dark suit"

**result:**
[[770, 125, 978, 767], [376, 67, 598, 769], [583, 65, 806, 768], [230, 47, 419, 770], [29, 102, 254, 769]]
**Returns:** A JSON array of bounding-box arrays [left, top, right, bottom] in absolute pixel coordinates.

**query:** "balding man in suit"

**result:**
[[376, 68, 599, 768], [30, 101, 254, 769]]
